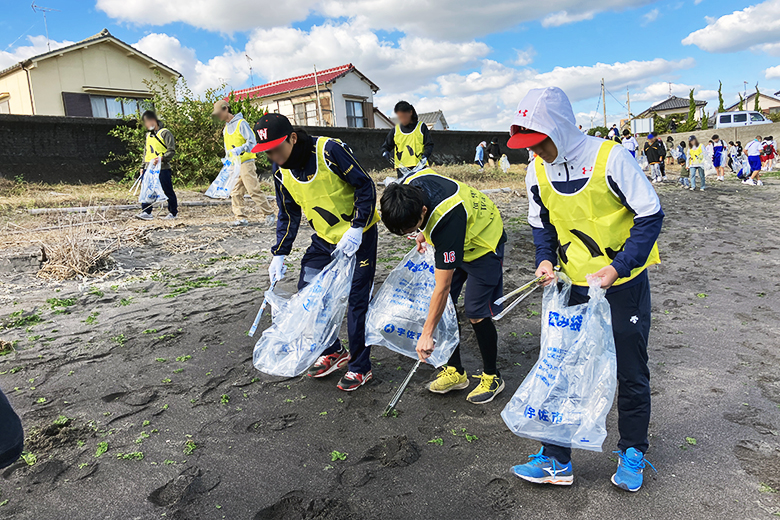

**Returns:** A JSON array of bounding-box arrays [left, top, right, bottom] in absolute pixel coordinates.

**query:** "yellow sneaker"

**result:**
[[466, 373, 505, 404], [427, 366, 469, 394]]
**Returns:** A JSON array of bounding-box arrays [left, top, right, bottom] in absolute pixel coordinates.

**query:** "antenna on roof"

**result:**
[[668, 81, 672, 98], [31, 2, 60, 51], [245, 54, 254, 87]]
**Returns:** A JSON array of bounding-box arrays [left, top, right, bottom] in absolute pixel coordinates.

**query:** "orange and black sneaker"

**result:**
[[307, 349, 349, 378], [337, 370, 373, 392]]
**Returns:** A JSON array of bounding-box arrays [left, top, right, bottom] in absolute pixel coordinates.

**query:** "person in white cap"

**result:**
[[505, 86, 664, 493], [212, 99, 276, 227]]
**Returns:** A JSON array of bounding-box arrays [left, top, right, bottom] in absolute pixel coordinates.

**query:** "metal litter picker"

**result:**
[[383, 359, 422, 417], [492, 274, 546, 321]]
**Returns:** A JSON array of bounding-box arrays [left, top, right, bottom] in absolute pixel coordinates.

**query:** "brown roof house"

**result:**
[[0, 29, 180, 117]]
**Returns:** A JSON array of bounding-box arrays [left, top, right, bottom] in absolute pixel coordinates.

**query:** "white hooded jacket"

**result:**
[[516, 87, 663, 289]]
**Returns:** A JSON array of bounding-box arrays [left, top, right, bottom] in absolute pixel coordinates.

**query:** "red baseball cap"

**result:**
[[251, 113, 293, 153], [507, 125, 548, 149]]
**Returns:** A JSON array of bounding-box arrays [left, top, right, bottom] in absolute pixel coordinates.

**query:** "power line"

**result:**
[[605, 86, 627, 110], [4, 21, 39, 52]]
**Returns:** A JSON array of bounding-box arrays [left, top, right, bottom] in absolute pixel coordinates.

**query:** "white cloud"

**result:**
[[642, 8, 660, 25], [765, 65, 780, 78], [98, 0, 657, 38], [541, 10, 597, 27], [682, 0, 780, 53], [514, 47, 536, 66], [374, 57, 696, 130], [133, 33, 248, 94], [0, 35, 75, 70], [630, 81, 717, 105]]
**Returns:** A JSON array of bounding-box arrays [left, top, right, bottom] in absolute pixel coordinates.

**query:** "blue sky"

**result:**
[[2, 1, 778, 130]]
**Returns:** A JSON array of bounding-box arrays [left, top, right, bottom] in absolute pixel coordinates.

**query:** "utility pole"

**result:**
[[313, 65, 324, 127], [601, 78, 607, 128], [31, 3, 60, 51], [245, 54, 254, 87], [626, 87, 631, 132]]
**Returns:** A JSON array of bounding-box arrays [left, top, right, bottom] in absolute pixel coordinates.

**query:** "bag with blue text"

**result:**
[[204, 157, 241, 199], [138, 159, 168, 204], [364, 247, 459, 367], [253, 253, 356, 377], [501, 274, 617, 451]]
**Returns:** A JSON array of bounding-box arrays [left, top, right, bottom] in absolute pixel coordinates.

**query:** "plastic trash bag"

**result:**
[[138, 159, 168, 204], [253, 253, 356, 377], [365, 247, 459, 367], [205, 158, 240, 199], [501, 274, 617, 451], [637, 155, 648, 171], [499, 154, 511, 174], [736, 153, 750, 179]]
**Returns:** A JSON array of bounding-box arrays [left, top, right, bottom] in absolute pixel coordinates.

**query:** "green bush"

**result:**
[[587, 126, 608, 137], [104, 73, 269, 186]]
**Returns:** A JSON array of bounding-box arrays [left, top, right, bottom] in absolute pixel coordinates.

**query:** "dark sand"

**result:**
[[0, 179, 779, 520]]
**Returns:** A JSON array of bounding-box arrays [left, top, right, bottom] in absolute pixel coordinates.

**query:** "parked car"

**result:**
[[715, 111, 772, 129]]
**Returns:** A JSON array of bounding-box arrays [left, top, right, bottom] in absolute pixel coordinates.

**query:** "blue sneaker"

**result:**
[[611, 448, 656, 492], [511, 448, 573, 486]]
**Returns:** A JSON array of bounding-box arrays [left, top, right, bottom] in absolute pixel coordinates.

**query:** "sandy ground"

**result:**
[[0, 170, 778, 520]]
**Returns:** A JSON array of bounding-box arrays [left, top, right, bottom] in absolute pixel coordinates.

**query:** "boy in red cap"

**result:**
[[252, 113, 379, 391], [507, 87, 664, 492]]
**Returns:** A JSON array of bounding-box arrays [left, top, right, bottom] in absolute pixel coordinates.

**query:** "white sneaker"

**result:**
[[161, 213, 176, 220], [757, 180, 764, 186], [135, 211, 153, 220], [689, 187, 695, 191], [662, 176, 668, 181], [700, 187, 705, 191], [263, 214, 277, 227], [230, 219, 249, 227], [744, 179, 756, 186]]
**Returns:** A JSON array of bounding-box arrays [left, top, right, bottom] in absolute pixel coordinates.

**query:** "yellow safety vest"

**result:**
[[535, 140, 660, 286], [393, 122, 424, 168], [223, 118, 257, 163], [403, 169, 504, 263], [144, 128, 170, 163], [279, 136, 380, 245]]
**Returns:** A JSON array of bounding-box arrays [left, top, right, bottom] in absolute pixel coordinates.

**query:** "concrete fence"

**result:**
[[0, 114, 528, 184]]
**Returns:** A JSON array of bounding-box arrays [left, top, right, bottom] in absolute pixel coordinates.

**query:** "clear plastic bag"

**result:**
[[637, 155, 648, 171], [501, 274, 617, 451], [365, 247, 459, 367], [499, 154, 510, 173], [253, 253, 356, 377], [205, 158, 240, 199], [138, 160, 168, 204]]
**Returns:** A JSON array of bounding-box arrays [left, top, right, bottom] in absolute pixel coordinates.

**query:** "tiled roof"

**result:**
[[650, 95, 707, 110], [231, 63, 378, 101], [391, 110, 449, 129]]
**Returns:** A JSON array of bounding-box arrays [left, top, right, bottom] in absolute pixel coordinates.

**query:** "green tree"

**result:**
[[754, 84, 761, 112], [738, 94, 744, 111], [587, 126, 608, 137], [105, 73, 270, 186], [677, 89, 698, 132], [717, 81, 725, 113], [701, 111, 709, 130]]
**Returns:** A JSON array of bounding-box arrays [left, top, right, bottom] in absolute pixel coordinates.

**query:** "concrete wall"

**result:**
[[298, 126, 529, 171], [0, 115, 529, 184], [654, 120, 780, 147], [0, 114, 129, 183]]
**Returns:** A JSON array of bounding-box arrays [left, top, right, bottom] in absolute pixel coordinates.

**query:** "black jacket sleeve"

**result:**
[[381, 129, 395, 157], [420, 123, 434, 160], [323, 139, 377, 229]]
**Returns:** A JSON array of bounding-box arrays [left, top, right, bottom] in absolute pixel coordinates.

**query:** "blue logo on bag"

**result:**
[[547, 311, 583, 331], [404, 259, 434, 274], [383, 323, 422, 340]]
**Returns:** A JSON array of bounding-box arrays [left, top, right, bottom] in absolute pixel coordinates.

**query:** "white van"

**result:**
[[715, 111, 771, 129]]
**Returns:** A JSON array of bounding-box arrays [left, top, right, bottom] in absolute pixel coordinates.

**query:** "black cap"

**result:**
[[251, 113, 293, 153]]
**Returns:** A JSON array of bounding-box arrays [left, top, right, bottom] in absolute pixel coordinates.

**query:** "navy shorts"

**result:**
[[0, 388, 23, 469], [749, 155, 762, 172], [449, 242, 504, 319]]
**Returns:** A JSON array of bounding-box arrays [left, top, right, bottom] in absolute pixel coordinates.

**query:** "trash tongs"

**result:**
[[491, 274, 547, 321], [248, 266, 288, 337]]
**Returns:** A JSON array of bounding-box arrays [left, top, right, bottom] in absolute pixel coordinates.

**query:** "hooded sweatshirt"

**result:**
[[520, 87, 663, 294], [223, 112, 257, 158]]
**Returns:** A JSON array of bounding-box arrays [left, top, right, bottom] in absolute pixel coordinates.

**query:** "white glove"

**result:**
[[268, 255, 286, 284], [229, 147, 242, 158], [335, 227, 363, 257], [416, 157, 428, 170]]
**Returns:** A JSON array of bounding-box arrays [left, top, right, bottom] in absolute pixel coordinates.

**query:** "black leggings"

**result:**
[[0, 388, 23, 469]]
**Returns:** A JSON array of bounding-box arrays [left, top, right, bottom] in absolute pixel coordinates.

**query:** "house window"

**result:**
[[345, 100, 365, 128], [88, 95, 148, 118], [0, 99, 9, 114], [293, 101, 318, 125], [734, 113, 747, 123]]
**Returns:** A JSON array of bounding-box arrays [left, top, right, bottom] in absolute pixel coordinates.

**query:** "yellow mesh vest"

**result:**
[[223, 119, 257, 163], [279, 137, 380, 245], [535, 140, 660, 286], [144, 128, 169, 162], [393, 122, 424, 168], [404, 169, 504, 262]]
